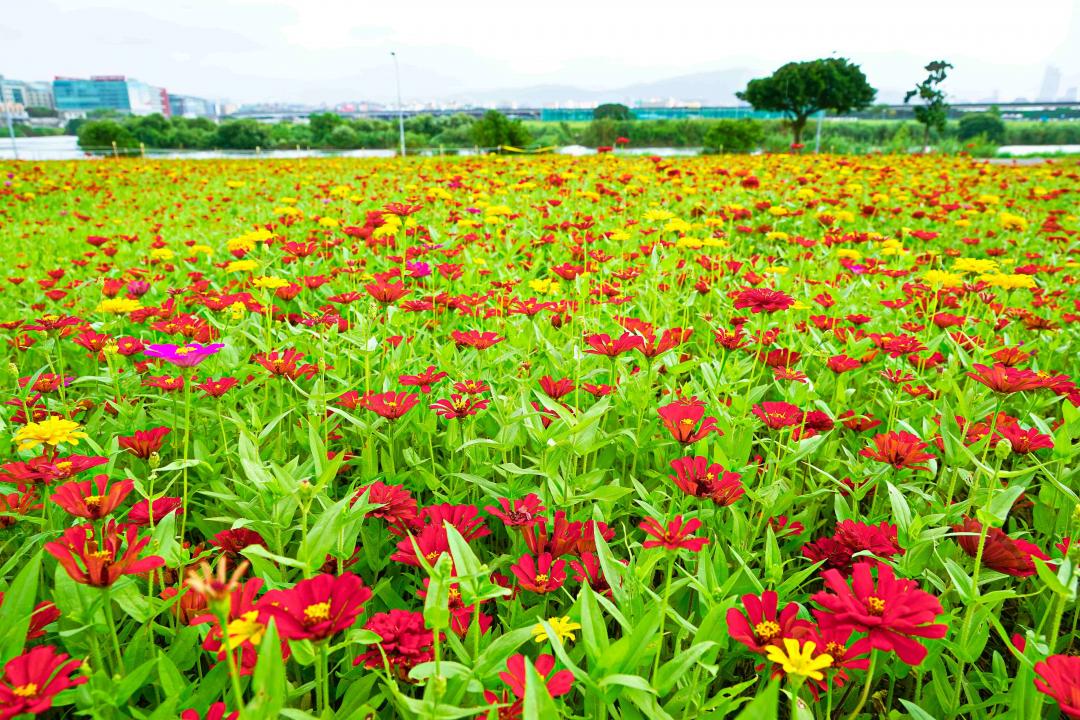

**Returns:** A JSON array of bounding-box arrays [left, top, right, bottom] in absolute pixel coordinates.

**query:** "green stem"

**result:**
[[651, 552, 678, 685], [846, 650, 876, 720]]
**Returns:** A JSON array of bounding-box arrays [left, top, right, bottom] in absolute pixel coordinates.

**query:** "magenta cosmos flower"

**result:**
[[143, 342, 225, 367]]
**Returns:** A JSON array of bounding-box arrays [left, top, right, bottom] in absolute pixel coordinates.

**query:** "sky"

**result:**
[[3, 0, 1080, 105]]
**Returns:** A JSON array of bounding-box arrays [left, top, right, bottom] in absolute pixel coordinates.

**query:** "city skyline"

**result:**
[[3, 0, 1079, 108]]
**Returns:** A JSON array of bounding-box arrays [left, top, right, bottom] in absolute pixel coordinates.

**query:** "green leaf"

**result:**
[[0, 550, 42, 662], [900, 698, 939, 719], [733, 679, 778, 720], [423, 551, 454, 632], [523, 656, 561, 720], [887, 481, 913, 534], [246, 619, 286, 719], [1034, 557, 1070, 597], [986, 483, 1027, 524], [655, 641, 717, 696]]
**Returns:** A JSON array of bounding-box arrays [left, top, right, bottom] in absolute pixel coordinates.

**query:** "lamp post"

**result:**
[[391, 51, 405, 157]]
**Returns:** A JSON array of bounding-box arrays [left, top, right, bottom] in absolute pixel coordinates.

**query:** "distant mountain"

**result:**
[[439, 68, 757, 107]]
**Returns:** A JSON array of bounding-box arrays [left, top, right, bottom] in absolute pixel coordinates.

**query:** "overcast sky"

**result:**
[[4, 0, 1079, 105]]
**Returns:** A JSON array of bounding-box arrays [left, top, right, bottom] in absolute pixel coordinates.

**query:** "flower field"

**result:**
[[0, 152, 1078, 720]]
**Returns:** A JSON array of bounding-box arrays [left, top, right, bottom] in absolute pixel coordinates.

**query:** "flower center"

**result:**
[[754, 621, 781, 642], [867, 596, 886, 615], [534, 573, 549, 585], [825, 641, 846, 659], [85, 495, 103, 508], [227, 610, 265, 646], [12, 683, 37, 698], [90, 550, 113, 560], [304, 602, 331, 622], [175, 347, 196, 356]]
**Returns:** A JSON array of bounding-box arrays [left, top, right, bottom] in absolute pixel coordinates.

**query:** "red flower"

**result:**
[[733, 288, 795, 314], [827, 355, 862, 374], [399, 366, 447, 393], [0, 645, 86, 719], [50, 474, 133, 520], [996, 423, 1054, 454], [726, 591, 814, 654], [44, 520, 163, 587], [209, 528, 267, 557], [510, 552, 566, 594], [258, 573, 372, 641], [485, 494, 546, 529], [539, 376, 575, 400], [196, 377, 239, 398], [953, 517, 1049, 577], [522, 511, 585, 558], [430, 394, 490, 419], [1034, 655, 1080, 718], [251, 349, 319, 380], [802, 521, 904, 575], [127, 496, 183, 527], [639, 515, 708, 552], [657, 399, 719, 444], [967, 363, 1049, 394], [117, 427, 171, 459], [583, 332, 644, 357], [753, 401, 802, 430], [496, 653, 574, 699], [451, 330, 504, 350], [353, 481, 419, 527], [668, 456, 744, 506], [353, 610, 434, 671], [180, 702, 238, 720], [812, 561, 947, 665], [365, 280, 409, 304], [359, 391, 419, 420], [859, 431, 935, 472]]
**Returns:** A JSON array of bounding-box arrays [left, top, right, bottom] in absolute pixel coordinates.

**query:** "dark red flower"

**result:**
[[510, 552, 566, 594], [44, 520, 164, 587], [953, 517, 1049, 578], [353, 609, 434, 671], [0, 645, 86, 719], [583, 332, 644, 357], [399, 366, 447, 394], [353, 481, 419, 527], [812, 561, 947, 665], [657, 398, 719, 444], [485, 494, 546, 529], [258, 573, 372, 641], [117, 427, 171, 459], [180, 702, 238, 720], [127, 496, 183, 527], [430, 394, 489, 419], [753, 401, 802, 430], [497, 653, 574, 699], [668, 456, 744, 506], [1035, 654, 1080, 718], [359, 391, 419, 420], [802, 521, 905, 575], [733, 288, 795, 314], [859, 431, 935, 472], [967, 363, 1049, 394], [726, 590, 814, 654], [639, 515, 708, 552], [451, 330, 504, 350]]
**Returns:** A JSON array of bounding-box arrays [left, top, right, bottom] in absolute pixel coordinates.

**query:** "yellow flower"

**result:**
[[608, 229, 631, 242], [96, 297, 142, 314], [952, 257, 998, 275], [979, 273, 1036, 290], [644, 209, 674, 223], [764, 638, 833, 682], [150, 248, 174, 261], [533, 617, 581, 645], [252, 276, 289, 290], [923, 270, 964, 288], [317, 217, 339, 228], [14, 417, 88, 452], [999, 212, 1028, 232], [226, 260, 258, 274]]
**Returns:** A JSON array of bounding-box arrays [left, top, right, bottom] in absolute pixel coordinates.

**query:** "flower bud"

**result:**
[[148, 452, 161, 470], [995, 438, 1013, 461]]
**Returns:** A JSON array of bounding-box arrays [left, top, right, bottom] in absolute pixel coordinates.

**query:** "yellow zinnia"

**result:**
[[14, 417, 88, 452], [764, 638, 833, 682], [532, 617, 581, 645]]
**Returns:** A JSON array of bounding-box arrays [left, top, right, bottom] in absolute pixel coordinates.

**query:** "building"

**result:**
[[168, 93, 216, 118], [1038, 66, 1062, 102], [53, 76, 170, 116]]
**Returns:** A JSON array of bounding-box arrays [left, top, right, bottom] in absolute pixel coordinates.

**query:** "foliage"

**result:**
[[76, 119, 139, 151], [593, 103, 633, 121], [470, 110, 532, 149], [702, 119, 764, 153], [737, 58, 877, 143], [905, 60, 953, 149], [213, 118, 272, 149], [958, 112, 1007, 145]]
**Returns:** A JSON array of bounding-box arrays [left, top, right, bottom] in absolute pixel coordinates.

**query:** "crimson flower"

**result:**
[[510, 552, 566, 594], [258, 573, 372, 642], [726, 590, 814, 654], [44, 521, 164, 587], [859, 431, 935, 472], [657, 399, 719, 444], [352, 481, 419, 527], [583, 332, 644, 357], [812, 561, 947, 665], [127, 496, 183, 527], [365, 280, 410, 304], [1035, 655, 1080, 718], [196, 377, 238, 398], [639, 515, 708, 552], [539, 376, 575, 399], [668, 456, 744, 506], [50, 474, 133, 520], [359, 391, 419, 420], [967, 363, 1049, 394], [209, 528, 267, 557], [496, 653, 574, 699], [953, 517, 1049, 577], [430, 395, 490, 419], [802, 521, 905, 575], [733, 287, 795, 314], [485, 494, 546, 529], [451, 330, 503, 350], [181, 703, 238, 720], [117, 427, 171, 459], [0, 645, 86, 719], [753, 401, 802, 430], [996, 423, 1054, 454], [399, 366, 447, 393], [353, 610, 435, 671]]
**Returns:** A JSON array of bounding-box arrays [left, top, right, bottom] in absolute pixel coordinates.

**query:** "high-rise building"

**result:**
[[1038, 66, 1062, 101], [168, 94, 216, 118], [53, 76, 170, 116]]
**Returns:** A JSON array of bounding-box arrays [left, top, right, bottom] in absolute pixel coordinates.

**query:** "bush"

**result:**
[[214, 120, 271, 150], [77, 120, 139, 152], [958, 113, 1006, 144], [702, 119, 764, 153], [471, 111, 532, 150]]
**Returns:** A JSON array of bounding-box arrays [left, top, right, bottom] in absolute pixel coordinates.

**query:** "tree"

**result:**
[[736, 58, 876, 144], [470, 110, 532, 150], [958, 112, 1006, 145], [702, 119, 764, 154], [308, 113, 342, 146], [905, 60, 953, 151], [214, 119, 271, 149], [76, 120, 138, 152], [593, 103, 632, 121]]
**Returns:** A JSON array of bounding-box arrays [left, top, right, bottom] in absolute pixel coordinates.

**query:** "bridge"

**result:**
[[224, 101, 1080, 124]]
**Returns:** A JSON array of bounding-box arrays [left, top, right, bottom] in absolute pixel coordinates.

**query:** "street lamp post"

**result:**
[[391, 51, 405, 157]]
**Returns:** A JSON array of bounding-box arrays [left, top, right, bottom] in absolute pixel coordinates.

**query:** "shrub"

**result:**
[[958, 113, 1006, 144], [702, 120, 764, 153]]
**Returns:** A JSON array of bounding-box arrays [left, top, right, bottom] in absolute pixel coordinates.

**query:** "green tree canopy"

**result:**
[[736, 58, 876, 143], [905, 60, 953, 150], [214, 119, 271, 149], [470, 110, 532, 150], [958, 112, 1006, 145], [76, 120, 138, 151], [593, 103, 632, 121]]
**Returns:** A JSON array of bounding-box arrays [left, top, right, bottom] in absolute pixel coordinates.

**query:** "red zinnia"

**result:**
[[967, 363, 1049, 394], [44, 520, 164, 587], [258, 573, 372, 641], [811, 561, 947, 665], [657, 399, 719, 444], [510, 552, 566, 594], [859, 431, 935, 472], [733, 288, 795, 314], [639, 515, 709, 552], [1035, 654, 1080, 718], [953, 517, 1049, 578], [726, 590, 814, 654], [353, 609, 435, 671], [485, 494, 546, 529], [668, 456, 744, 506], [50, 474, 133, 520], [117, 427, 171, 459], [360, 391, 419, 420], [0, 645, 86, 719]]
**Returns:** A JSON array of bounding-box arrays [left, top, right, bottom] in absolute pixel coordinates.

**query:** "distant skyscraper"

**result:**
[[1063, 87, 1078, 102], [168, 94, 216, 118], [53, 76, 169, 116], [1038, 66, 1062, 101]]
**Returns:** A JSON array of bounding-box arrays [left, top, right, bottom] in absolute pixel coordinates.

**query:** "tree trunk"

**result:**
[[792, 117, 806, 145], [923, 124, 930, 153]]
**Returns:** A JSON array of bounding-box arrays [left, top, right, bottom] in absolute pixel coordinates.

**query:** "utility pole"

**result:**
[[391, 51, 406, 157]]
